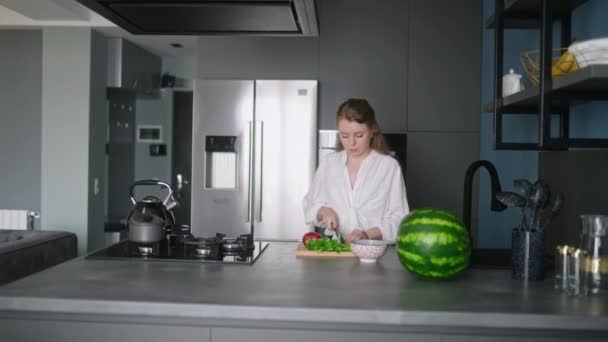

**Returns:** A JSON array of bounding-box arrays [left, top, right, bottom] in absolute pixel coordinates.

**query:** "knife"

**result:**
[[334, 229, 345, 244], [318, 225, 345, 244]]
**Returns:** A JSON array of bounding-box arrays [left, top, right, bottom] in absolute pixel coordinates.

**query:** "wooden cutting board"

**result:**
[[295, 243, 357, 258]]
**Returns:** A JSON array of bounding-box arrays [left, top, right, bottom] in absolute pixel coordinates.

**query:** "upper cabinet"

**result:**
[[408, 0, 482, 132], [318, 0, 409, 131], [484, 0, 608, 150]]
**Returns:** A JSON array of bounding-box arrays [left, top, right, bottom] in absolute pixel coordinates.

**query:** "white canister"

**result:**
[[502, 68, 524, 97]]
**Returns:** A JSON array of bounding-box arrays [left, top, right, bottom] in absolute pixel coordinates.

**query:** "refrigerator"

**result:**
[[191, 80, 318, 241]]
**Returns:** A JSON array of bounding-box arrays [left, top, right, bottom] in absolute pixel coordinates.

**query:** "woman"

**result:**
[[303, 98, 410, 243]]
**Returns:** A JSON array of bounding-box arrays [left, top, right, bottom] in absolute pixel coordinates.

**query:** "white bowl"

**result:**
[[568, 38, 608, 68], [350, 240, 388, 263]]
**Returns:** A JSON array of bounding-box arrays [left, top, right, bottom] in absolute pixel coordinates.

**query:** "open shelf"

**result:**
[[487, 0, 608, 149], [485, 0, 588, 28], [484, 65, 608, 113]]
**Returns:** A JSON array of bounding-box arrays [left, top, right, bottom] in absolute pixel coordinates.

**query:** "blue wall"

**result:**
[[479, 0, 608, 248]]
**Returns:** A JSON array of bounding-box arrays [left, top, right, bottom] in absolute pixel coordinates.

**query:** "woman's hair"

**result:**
[[335, 98, 389, 154]]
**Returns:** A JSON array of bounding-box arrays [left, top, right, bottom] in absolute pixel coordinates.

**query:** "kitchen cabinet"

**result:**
[[318, 0, 408, 131], [406, 132, 480, 224], [408, 0, 482, 132], [1, 243, 607, 342], [212, 328, 438, 342], [484, 0, 608, 150], [1, 319, 211, 342]]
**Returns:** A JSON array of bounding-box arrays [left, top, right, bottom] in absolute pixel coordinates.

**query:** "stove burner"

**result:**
[[165, 224, 193, 247], [193, 246, 213, 257], [220, 234, 254, 255], [183, 237, 220, 259], [129, 241, 160, 257], [222, 238, 244, 251], [88, 231, 267, 264], [138, 246, 154, 256]]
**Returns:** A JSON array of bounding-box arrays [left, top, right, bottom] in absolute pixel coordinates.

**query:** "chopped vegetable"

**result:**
[[302, 232, 322, 246], [305, 236, 351, 253]]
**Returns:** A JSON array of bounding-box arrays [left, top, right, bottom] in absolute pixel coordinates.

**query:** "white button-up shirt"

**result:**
[[303, 150, 410, 241]]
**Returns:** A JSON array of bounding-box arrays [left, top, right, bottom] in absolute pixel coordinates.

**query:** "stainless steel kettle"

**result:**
[[127, 180, 178, 243]]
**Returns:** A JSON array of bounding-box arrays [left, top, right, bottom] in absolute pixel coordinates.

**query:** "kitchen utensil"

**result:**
[[350, 240, 389, 263], [502, 68, 524, 96], [579, 214, 608, 295], [127, 180, 177, 243], [539, 193, 564, 229], [335, 229, 345, 244], [295, 244, 356, 258], [495, 192, 526, 208], [513, 179, 533, 198], [315, 226, 344, 243]]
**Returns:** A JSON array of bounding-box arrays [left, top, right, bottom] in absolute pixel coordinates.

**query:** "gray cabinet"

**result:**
[[197, 36, 319, 80], [211, 327, 438, 342], [1, 318, 210, 342], [318, 0, 409, 131], [449, 335, 606, 342], [406, 132, 480, 216], [408, 0, 481, 132]]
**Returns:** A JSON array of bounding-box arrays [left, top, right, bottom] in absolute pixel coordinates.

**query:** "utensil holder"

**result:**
[[512, 228, 544, 281]]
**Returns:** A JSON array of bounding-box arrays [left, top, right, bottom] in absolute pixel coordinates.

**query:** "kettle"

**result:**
[[502, 68, 525, 97], [127, 180, 178, 244]]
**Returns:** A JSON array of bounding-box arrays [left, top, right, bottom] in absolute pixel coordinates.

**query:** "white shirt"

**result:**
[[303, 150, 410, 241]]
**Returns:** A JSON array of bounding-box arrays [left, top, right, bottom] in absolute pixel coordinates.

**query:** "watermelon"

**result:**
[[397, 208, 471, 280]]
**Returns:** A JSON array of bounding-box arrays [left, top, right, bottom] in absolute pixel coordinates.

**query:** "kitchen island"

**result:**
[[0, 242, 606, 342]]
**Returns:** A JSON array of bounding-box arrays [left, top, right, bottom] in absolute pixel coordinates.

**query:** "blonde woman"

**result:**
[[303, 98, 410, 243]]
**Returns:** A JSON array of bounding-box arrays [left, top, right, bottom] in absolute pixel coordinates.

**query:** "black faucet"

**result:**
[[462, 160, 507, 243]]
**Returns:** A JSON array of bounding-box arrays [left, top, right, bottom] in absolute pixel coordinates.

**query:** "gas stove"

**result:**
[[87, 231, 269, 265]]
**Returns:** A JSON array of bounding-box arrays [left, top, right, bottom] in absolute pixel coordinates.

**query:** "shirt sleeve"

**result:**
[[377, 160, 410, 241], [303, 158, 328, 226]]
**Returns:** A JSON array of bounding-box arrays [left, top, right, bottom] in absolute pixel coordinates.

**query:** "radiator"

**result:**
[[0, 210, 40, 230]]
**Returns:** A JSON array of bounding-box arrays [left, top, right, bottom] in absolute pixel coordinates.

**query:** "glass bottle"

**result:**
[[579, 214, 608, 295]]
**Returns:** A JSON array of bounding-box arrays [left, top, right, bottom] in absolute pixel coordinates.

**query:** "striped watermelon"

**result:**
[[397, 208, 471, 280]]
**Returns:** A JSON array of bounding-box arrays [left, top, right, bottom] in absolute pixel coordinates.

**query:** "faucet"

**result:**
[[462, 160, 507, 243]]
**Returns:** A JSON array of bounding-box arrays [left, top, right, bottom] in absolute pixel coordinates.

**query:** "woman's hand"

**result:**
[[317, 207, 340, 230], [364, 227, 383, 240], [345, 229, 368, 244], [345, 227, 383, 244]]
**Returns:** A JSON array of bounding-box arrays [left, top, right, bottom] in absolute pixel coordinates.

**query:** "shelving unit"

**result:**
[[485, 0, 587, 28], [485, 0, 608, 150], [484, 64, 608, 112]]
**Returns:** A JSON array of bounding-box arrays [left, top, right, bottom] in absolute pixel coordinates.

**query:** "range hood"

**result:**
[[77, 0, 318, 36]]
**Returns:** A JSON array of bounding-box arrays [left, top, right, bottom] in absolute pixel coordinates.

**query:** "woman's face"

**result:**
[[338, 118, 373, 159]]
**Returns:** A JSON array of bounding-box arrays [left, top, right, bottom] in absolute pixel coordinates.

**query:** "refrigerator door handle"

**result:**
[[175, 173, 183, 199], [244, 121, 253, 222], [254, 120, 264, 222]]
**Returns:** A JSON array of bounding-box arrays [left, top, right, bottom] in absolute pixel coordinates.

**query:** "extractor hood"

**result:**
[[76, 0, 318, 36]]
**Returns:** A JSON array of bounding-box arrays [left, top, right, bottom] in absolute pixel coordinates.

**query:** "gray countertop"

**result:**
[[0, 242, 606, 333]]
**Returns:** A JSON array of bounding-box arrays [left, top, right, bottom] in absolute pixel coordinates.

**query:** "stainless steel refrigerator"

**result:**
[[191, 80, 318, 241]]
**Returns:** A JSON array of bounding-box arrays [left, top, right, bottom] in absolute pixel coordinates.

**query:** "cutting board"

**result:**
[[295, 243, 357, 258]]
